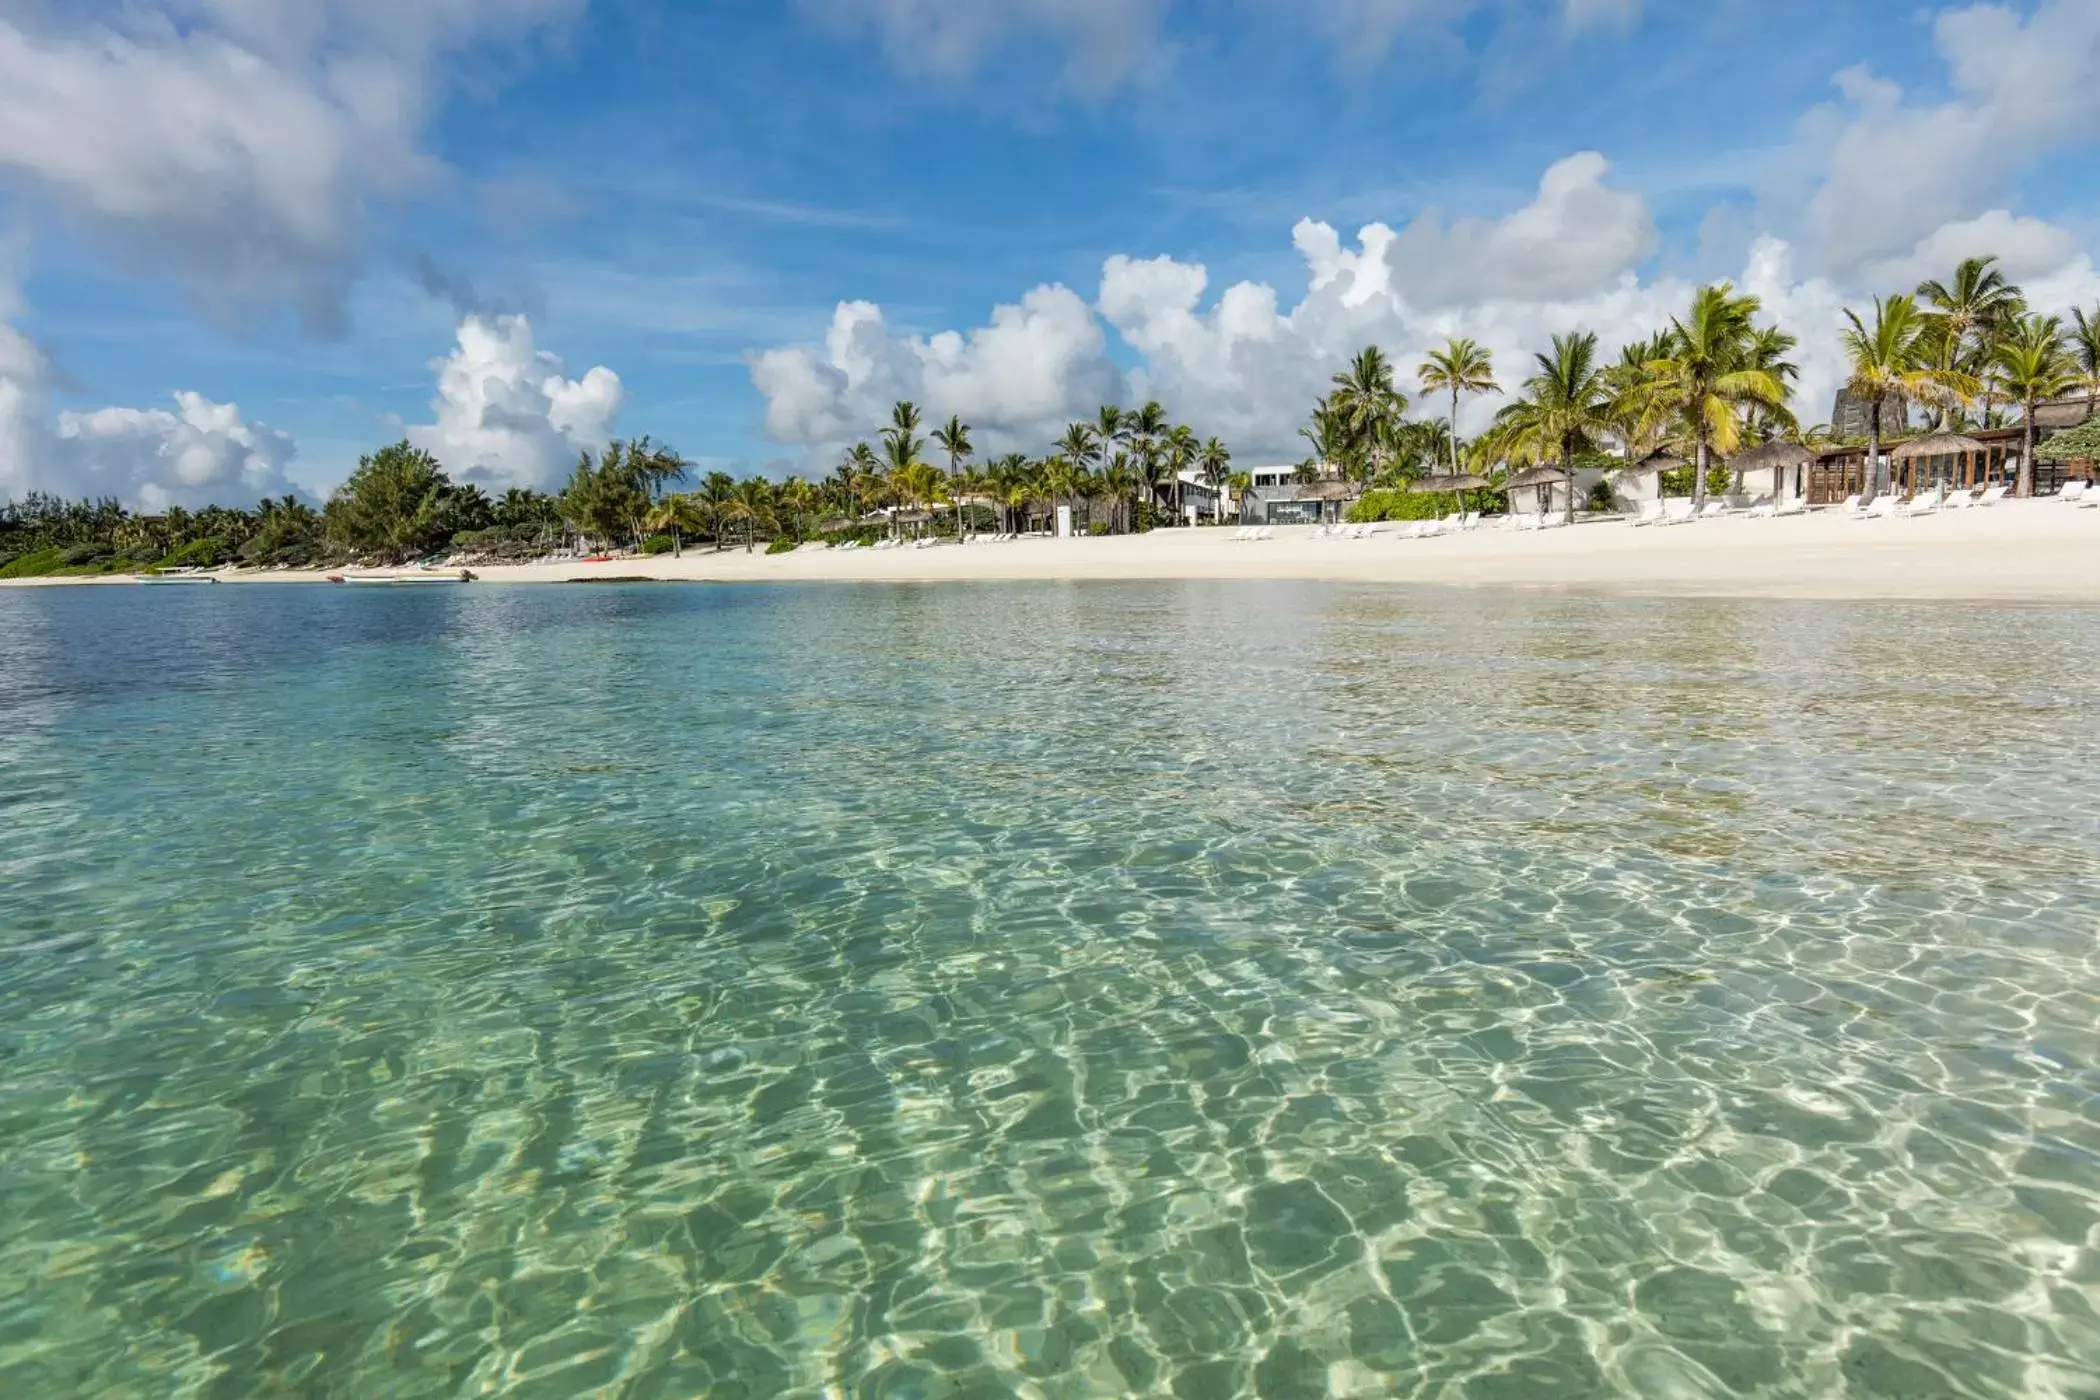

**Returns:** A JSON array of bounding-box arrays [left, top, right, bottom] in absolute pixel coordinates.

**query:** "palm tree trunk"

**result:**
[[2020, 401, 2037, 499], [1867, 411, 1882, 501], [1563, 435, 1577, 526], [1692, 434, 1710, 513]]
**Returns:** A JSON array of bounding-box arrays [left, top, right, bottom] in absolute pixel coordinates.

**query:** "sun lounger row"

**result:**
[[2060, 481, 2099, 507], [1229, 526, 1276, 541]]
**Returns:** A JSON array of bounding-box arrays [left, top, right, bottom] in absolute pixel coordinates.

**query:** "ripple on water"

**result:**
[[0, 582, 2097, 1397]]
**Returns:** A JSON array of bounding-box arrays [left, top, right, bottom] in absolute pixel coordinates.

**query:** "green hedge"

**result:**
[[641, 533, 676, 555], [764, 536, 799, 554], [1348, 486, 1507, 523]]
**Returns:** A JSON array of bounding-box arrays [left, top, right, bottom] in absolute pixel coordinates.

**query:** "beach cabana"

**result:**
[[1890, 433, 1988, 497], [1503, 466, 1569, 520], [1610, 452, 1681, 511], [1727, 440, 1814, 506]]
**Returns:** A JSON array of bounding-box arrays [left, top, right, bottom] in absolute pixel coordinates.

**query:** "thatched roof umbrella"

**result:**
[[1891, 432, 1988, 495], [1503, 466, 1569, 518], [1615, 451, 1683, 476], [1727, 440, 1813, 501], [1613, 454, 1684, 505]]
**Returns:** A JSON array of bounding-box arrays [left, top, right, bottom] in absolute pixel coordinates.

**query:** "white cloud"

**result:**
[[1857, 210, 2087, 293], [749, 287, 1123, 453], [800, 0, 1646, 87], [792, 0, 1170, 91], [0, 280, 301, 508], [1795, 0, 2100, 275], [53, 395, 300, 511], [1372, 152, 1655, 308], [749, 126, 2100, 467], [0, 286, 627, 506], [405, 314, 625, 490], [0, 0, 581, 325]]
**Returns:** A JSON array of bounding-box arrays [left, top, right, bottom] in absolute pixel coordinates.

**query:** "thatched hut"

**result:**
[[1727, 440, 1814, 505], [1890, 432, 1988, 496]]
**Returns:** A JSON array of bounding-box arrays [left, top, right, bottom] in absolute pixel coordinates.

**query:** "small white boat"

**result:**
[[326, 570, 476, 586], [137, 569, 220, 585]]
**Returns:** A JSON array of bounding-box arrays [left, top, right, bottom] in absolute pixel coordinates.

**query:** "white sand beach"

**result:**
[[11, 499, 2100, 602]]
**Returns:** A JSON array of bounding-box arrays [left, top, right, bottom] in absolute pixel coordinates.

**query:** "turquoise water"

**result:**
[[1, 582, 2098, 1398]]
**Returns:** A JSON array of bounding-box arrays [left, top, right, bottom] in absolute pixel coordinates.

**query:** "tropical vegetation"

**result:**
[[9, 251, 2098, 578]]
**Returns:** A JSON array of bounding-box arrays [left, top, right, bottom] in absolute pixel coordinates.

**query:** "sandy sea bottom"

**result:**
[[0, 581, 2097, 1398]]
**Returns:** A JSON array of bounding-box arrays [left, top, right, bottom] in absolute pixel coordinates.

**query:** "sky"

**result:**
[[1, 0, 2098, 508]]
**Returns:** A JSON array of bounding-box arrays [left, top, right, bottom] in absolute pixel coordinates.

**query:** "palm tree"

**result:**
[[1994, 314, 2077, 498], [1299, 399, 1349, 479], [1489, 331, 1612, 525], [931, 415, 974, 538], [1417, 338, 1499, 481], [1646, 284, 1793, 511], [1840, 295, 1976, 499], [1227, 470, 1253, 523], [778, 476, 817, 541], [1918, 256, 2025, 428], [2069, 306, 2100, 418], [1094, 405, 1127, 472], [1327, 346, 1407, 484], [1199, 437, 1232, 523], [1163, 424, 1197, 523], [643, 493, 710, 558]]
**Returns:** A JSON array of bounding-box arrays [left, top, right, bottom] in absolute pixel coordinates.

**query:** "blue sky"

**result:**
[[2, 0, 2097, 506]]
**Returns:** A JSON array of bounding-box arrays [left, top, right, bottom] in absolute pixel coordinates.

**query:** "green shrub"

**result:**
[[1087, 522, 1111, 536], [641, 533, 676, 556], [1348, 486, 1509, 522], [1659, 463, 1733, 497], [60, 542, 107, 566], [763, 536, 798, 554], [0, 547, 67, 579], [1586, 480, 1616, 512]]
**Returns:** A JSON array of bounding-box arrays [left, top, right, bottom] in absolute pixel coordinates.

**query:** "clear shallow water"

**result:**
[[1, 581, 2097, 1399]]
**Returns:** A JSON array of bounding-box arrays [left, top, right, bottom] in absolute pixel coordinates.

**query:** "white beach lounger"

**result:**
[[1977, 484, 2008, 506], [1660, 499, 1697, 526], [1629, 500, 1667, 527], [1699, 500, 1731, 520], [1899, 493, 1939, 517], [2061, 480, 2088, 503]]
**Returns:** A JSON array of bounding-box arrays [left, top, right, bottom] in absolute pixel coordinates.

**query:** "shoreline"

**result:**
[[7, 501, 2099, 603]]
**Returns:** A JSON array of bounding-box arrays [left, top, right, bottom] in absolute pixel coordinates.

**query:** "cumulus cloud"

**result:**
[[753, 153, 1666, 459], [405, 314, 625, 490], [749, 287, 1122, 452], [1794, 0, 2100, 275], [0, 283, 301, 508], [1857, 210, 2088, 293], [749, 134, 2100, 467], [0, 283, 626, 506], [0, 0, 581, 326]]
